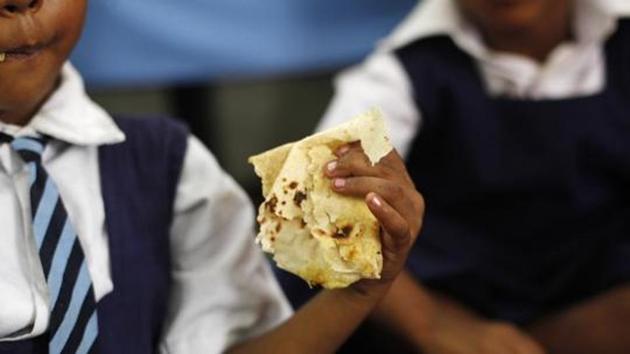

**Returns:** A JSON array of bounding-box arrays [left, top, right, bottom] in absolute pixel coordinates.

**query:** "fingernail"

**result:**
[[337, 145, 350, 155], [370, 194, 382, 207], [333, 178, 346, 188], [327, 160, 337, 172]]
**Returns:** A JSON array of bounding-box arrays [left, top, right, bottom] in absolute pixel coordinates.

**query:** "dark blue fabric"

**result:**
[[397, 19, 630, 324], [97, 116, 188, 354], [0, 116, 188, 353], [0, 338, 48, 354]]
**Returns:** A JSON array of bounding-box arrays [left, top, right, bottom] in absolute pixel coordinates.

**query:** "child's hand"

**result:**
[[231, 143, 423, 354], [325, 142, 425, 288]]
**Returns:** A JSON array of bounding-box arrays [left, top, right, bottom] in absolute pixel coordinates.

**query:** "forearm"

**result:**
[[370, 270, 437, 348], [372, 270, 517, 351], [528, 285, 630, 354], [227, 283, 389, 354]]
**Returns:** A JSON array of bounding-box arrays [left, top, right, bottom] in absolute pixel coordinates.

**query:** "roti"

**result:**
[[248, 109, 393, 288]]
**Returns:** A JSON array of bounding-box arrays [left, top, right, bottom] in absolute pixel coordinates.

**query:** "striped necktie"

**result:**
[[0, 133, 99, 354]]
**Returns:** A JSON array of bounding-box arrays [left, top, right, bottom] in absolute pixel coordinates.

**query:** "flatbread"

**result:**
[[249, 109, 393, 288]]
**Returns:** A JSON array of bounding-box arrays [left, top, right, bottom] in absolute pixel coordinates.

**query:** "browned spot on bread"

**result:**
[[347, 248, 357, 261], [275, 223, 282, 233], [333, 225, 353, 239], [299, 219, 307, 229], [293, 191, 307, 207], [289, 181, 298, 189], [313, 228, 326, 237], [265, 195, 278, 214]]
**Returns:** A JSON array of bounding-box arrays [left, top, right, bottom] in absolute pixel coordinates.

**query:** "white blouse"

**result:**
[[0, 63, 291, 353]]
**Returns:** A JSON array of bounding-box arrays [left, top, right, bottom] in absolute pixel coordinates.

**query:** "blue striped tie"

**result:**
[[1, 134, 99, 354]]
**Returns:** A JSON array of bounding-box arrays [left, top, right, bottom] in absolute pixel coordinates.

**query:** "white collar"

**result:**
[[378, 0, 630, 53], [0, 63, 125, 146]]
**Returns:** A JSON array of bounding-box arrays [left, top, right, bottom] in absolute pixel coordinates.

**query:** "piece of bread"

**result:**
[[248, 109, 392, 288]]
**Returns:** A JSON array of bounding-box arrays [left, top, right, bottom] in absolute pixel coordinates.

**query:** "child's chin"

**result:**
[[486, 7, 547, 34], [0, 65, 59, 121], [504, 0, 550, 20], [461, 0, 551, 34]]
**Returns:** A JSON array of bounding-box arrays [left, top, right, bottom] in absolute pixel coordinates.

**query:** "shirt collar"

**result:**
[[0, 62, 125, 146], [378, 0, 630, 52]]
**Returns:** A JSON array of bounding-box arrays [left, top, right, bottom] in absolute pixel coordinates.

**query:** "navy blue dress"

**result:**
[[275, 23, 630, 342], [398, 19, 630, 324]]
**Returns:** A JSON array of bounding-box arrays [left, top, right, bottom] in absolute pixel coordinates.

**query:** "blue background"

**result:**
[[71, 0, 417, 87]]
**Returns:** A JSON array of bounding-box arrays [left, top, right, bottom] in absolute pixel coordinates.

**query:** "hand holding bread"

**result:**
[[249, 109, 424, 289], [325, 141, 424, 288]]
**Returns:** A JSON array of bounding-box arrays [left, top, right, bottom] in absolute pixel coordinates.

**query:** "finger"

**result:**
[[335, 142, 400, 170], [333, 141, 361, 157], [331, 176, 419, 225], [341, 143, 406, 172], [379, 149, 415, 185], [330, 145, 415, 187], [327, 145, 407, 179], [335, 141, 403, 169], [366, 192, 410, 253], [325, 147, 378, 178]]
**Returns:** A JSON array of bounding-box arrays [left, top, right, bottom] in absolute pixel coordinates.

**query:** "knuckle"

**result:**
[[379, 166, 395, 179], [393, 184, 404, 197], [340, 153, 368, 173], [348, 147, 366, 159], [382, 149, 399, 164], [343, 177, 356, 190], [350, 159, 368, 172], [329, 161, 347, 176], [383, 182, 403, 198], [393, 223, 410, 245], [346, 177, 367, 193], [335, 155, 351, 169]]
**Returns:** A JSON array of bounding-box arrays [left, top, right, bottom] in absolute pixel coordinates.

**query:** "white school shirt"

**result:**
[[0, 63, 291, 353], [318, 0, 630, 157]]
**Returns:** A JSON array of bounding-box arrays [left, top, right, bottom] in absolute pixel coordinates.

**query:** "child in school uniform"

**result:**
[[0, 0, 424, 353], [318, 0, 630, 353]]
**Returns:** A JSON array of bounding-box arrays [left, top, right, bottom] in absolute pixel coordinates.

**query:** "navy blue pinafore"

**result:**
[[0, 116, 188, 353], [399, 19, 630, 324]]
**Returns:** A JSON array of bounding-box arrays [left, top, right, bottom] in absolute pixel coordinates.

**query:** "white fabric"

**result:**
[[318, 0, 630, 157], [0, 64, 291, 352]]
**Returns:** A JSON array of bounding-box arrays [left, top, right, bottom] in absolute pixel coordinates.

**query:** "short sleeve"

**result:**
[[317, 51, 421, 158], [160, 136, 292, 354]]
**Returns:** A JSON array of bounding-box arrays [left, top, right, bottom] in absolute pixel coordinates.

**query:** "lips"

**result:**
[[0, 41, 47, 62]]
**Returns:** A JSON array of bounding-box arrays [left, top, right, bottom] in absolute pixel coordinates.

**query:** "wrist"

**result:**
[[349, 278, 392, 300], [327, 280, 392, 312]]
